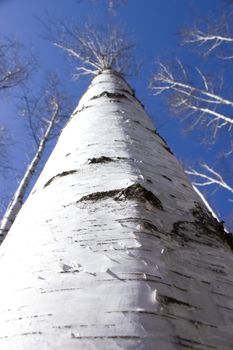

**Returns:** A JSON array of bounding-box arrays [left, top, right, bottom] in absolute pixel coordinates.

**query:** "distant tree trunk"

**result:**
[[0, 69, 233, 349], [0, 103, 59, 242]]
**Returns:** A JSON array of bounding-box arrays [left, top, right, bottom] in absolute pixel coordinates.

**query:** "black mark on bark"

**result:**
[[172, 221, 190, 241], [162, 175, 172, 182], [140, 221, 158, 232], [75, 105, 92, 113], [146, 179, 153, 184], [157, 134, 173, 154], [116, 183, 163, 209], [90, 91, 129, 101], [0, 331, 43, 339], [177, 336, 217, 349], [79, 188, 120, 202], [44, 170, 77, 188], [162, 144, 173, 155], [88, 156, 114, 164], [192, 204, 233, 251], [158, 295, 193, 308], [132, 120, 157, 135], [182, 183, 189, 188], [71, 333, 140, 340]]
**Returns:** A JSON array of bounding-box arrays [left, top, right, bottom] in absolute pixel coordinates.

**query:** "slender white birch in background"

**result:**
[[0, 75, 71, 242]]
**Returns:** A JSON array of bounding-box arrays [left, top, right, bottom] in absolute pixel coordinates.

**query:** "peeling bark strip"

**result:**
[[78, 183, 163, 210], [44, 170, 77, 188]]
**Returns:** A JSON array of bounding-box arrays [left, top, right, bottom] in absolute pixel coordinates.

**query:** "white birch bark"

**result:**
[[0, 70, 233, 349]]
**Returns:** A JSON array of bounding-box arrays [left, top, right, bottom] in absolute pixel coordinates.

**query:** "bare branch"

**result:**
[[181, 12, 233, 60], [0, 37, 34, 91], [49, 22, 135, 78], [192, 184, 220, 221], [184, 31, 233, 56], [186, 163, 233, 195], [151, 60, 233, 142]]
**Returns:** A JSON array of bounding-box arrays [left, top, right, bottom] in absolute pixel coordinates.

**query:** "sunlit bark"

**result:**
[[0, 70, 233, 349]]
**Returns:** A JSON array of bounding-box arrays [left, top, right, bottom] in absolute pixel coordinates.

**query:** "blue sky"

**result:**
[[0, 0, 232, 228]]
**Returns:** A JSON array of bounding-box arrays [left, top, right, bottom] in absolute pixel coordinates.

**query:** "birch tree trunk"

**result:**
[[0, 69, 233, 349], [0, 103, 59, 242]]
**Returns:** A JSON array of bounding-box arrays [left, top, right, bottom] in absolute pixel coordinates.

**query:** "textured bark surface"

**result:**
[[0, 70, 233, 349]]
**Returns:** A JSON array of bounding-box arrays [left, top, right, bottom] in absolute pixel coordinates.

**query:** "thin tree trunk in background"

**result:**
[[0, 70, 233, 349], [0, 105, 59, 243]]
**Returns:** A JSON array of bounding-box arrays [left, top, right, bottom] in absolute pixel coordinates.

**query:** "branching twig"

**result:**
[[181, 12, 233, 59], [49, 23, 135, 78], [0, 37, 33, 91], [186, 163, 233, 195], [151, 60, 233, 140]]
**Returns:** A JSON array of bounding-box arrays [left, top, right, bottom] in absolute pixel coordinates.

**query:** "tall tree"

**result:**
[[0, 69, 233, 349], [0, 24, 133, 242]]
